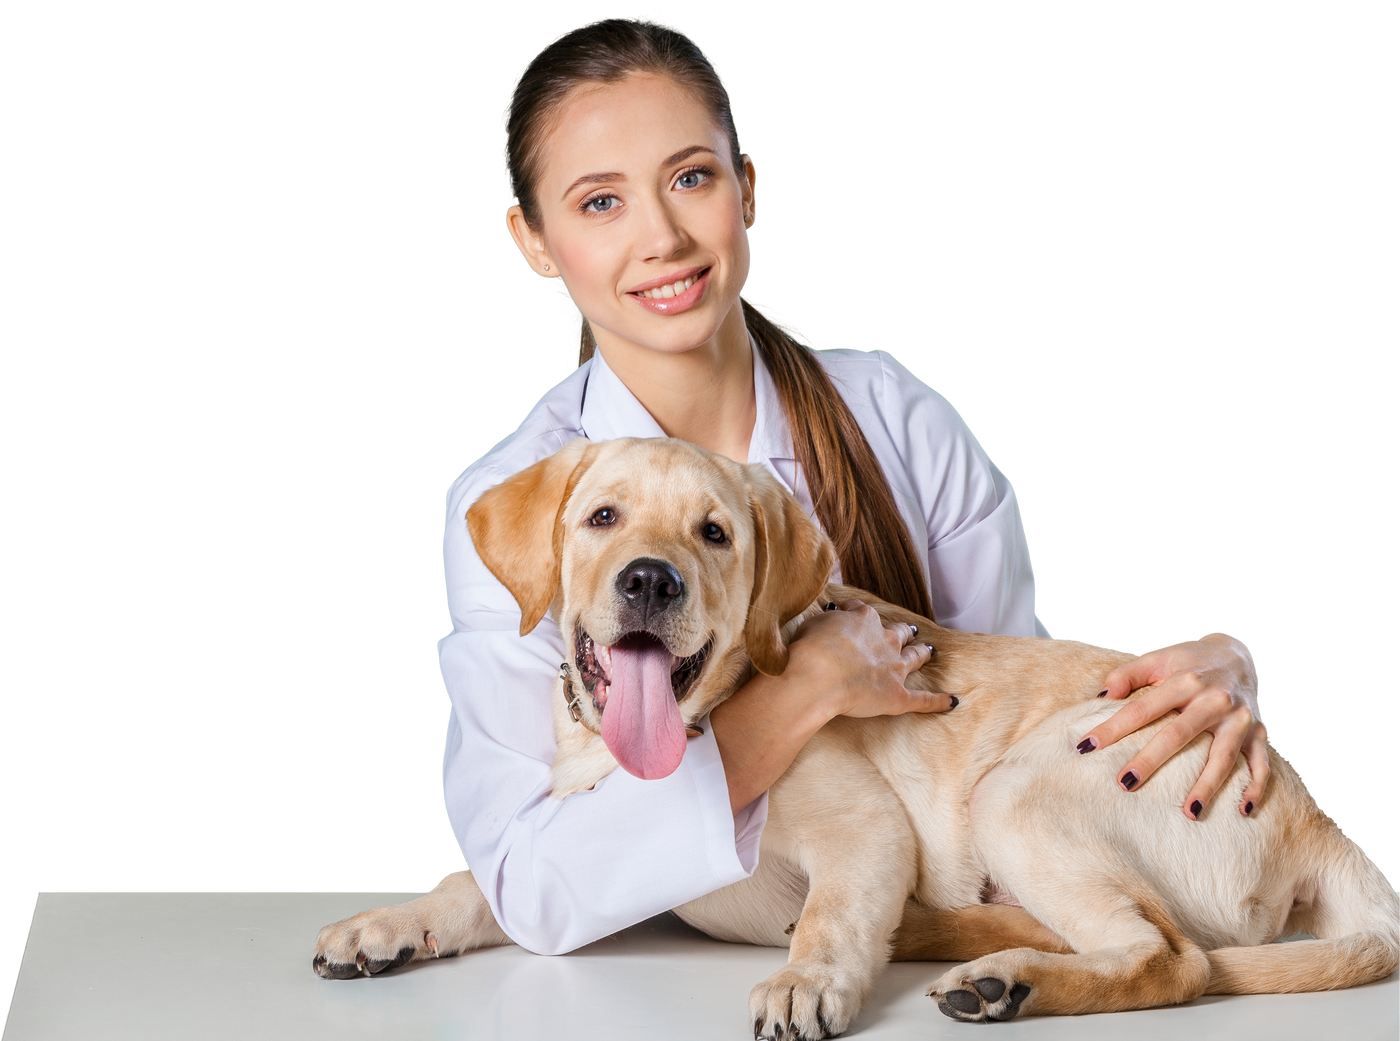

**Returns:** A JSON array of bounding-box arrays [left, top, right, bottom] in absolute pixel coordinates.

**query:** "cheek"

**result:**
[[696, 551, 748, 634], [551, 233, 625, 311]]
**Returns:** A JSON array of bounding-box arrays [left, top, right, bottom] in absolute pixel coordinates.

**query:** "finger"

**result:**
[[1237, 722, 1270, 817], [836, 598, 869, 613], [1112, 699, 1220, 792], [1100, 650, 1169, 701], [1178, 711, 1253, 816], [900, 641, 934, 674], [893, 621, 920, 645], [1076, 678, 1191, 754], [896, 688, 958, 715]]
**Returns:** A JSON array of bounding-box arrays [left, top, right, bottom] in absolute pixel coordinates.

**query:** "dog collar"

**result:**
[[558, 661, 585, 723]]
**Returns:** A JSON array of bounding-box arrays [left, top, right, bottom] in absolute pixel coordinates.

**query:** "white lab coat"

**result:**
[[440, 343, 1044, 955]]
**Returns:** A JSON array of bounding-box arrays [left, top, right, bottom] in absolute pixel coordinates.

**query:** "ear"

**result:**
[[466, 438, 596, 636], [744, 466, 836, 676]]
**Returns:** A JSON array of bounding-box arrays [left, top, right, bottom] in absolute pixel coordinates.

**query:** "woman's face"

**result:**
[[510, 73, 755, 357]]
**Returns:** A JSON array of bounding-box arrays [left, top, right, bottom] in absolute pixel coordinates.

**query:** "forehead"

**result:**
[[579, 441, 744, 512], [537, 73, 729, 201]]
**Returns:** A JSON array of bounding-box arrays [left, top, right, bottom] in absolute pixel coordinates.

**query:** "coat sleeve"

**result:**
[[439, 461, 766, 955], [876, 352, 1048, 638]]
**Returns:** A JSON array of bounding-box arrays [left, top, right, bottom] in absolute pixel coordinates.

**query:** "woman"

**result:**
[[442, 19, 1266, 956]]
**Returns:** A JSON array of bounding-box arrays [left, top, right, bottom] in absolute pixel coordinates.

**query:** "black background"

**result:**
[[8, 6, 1388, 990]]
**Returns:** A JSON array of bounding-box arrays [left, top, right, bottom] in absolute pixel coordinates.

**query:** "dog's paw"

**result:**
[[312, 904, 438, 980], [927, 957, 1032, 1022], [749, 961, 860, 1040]]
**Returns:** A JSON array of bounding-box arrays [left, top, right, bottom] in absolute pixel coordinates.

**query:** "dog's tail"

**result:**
[[1206, 813, 1398, 994]]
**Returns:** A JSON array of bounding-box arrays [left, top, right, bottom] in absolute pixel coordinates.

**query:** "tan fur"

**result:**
[[315, 438, 1399, 1031]]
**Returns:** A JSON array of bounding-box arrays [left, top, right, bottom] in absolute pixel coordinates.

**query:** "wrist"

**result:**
[[745, 665, 840, 737]]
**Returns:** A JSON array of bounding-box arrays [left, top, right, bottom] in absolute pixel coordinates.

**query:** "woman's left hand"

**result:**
[[1076, 633, 1267, 820]]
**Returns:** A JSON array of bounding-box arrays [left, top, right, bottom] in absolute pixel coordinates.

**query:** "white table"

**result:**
[[3, 893, 1395, 1040]]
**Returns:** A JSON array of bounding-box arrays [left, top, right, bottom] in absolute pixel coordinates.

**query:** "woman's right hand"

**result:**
[[787, 599, 954, 718], [713, 599, 951, 814]]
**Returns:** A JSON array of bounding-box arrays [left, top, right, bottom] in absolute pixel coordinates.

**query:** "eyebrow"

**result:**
[[559, 145, 717, 201]]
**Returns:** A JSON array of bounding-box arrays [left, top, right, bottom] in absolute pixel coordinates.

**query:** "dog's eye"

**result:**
[[590, 507, 617, 527], [702, 522, 726, 543]]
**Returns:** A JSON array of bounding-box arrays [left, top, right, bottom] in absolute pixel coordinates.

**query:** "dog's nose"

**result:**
[[615, 558, 686, 621]]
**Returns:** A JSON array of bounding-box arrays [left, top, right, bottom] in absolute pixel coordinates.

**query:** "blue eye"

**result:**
[[583, 195, 617, 213], [674, 168, 710, 191]]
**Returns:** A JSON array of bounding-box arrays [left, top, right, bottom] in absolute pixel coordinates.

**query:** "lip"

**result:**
[[625, 266, 711, 316]]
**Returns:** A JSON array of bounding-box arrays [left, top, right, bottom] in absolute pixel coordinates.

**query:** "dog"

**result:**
[[314, 436, 1398, 1034]]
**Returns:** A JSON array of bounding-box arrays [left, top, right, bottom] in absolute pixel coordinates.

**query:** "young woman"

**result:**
[[441, 19, 1266, 956]]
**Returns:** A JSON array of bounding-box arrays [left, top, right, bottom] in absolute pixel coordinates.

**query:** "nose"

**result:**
[[635, 195, 689, 262], [615, 558, 686, 623]]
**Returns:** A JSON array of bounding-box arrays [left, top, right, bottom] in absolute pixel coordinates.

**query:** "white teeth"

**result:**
[[644, 276, 696, 300]]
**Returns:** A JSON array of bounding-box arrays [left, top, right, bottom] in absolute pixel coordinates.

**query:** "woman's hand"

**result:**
[[1076, 634, 1267, 820], [790, 599, 954, 719], [712, 599, 951, 814]]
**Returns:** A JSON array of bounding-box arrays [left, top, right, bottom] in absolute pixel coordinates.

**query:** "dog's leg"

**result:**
[[312, 869, 510, 978], [1206, 826, 1399, 994], [750, 745, 916, 1041], [926, 879, 1211, 1020], [890, 900, 1071, 961]]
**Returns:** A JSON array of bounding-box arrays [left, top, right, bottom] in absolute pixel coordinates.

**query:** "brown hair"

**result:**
[[507, 19, 934, 619]]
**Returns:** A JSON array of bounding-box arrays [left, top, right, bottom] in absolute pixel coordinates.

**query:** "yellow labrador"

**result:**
[[314, 437, 1398, 1033]]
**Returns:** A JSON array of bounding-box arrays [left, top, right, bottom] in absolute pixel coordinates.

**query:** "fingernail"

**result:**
[[1189, 799, 1202, 819], [1120, 770, 1140, 791], [824, 602, 837, 611], [909, 624, 918, 636], [948, 695, 959, 709], [1097, 689, 1108, 698], [1076, 737, 1097, 754], [1244, 801, 1254, 816]]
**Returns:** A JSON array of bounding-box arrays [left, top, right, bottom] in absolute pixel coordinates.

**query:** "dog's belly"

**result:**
[[967, 701, 1298, 950]]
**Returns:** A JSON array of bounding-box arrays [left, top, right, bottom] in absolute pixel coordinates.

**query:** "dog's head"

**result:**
[[467, 437, 834, 781]]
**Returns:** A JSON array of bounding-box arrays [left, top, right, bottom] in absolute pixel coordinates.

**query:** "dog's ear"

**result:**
[[467, 438, 597, 636], [744, 466, 836, 676]]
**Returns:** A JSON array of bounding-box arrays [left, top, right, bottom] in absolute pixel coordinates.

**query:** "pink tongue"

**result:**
[[600, 635, 687, 780]]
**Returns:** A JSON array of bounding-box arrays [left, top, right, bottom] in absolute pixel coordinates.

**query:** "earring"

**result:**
[[544, 264, 550, 271]]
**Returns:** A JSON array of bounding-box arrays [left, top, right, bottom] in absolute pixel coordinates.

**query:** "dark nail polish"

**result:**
[[1244, 801, 1254, 816], [1076, 738, 1095, 755], [948, 695, 959, 709], [1190, 800, 1202, 819], [909, 625, 918, 636], [1097, 689, 1108, 698], [1121, 770, 1139, 791], [824, 602, 837, 611]]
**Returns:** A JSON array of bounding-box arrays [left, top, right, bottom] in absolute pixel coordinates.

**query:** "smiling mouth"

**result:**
[[628, 267, 710, 301], [574, 626, 712, 710]]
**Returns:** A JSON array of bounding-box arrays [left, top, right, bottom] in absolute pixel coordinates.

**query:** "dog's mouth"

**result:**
[[573, 626, 712, 780], [574, 627, 712, 706]]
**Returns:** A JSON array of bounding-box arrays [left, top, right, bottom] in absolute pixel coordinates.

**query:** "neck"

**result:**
[[595, 303, 756, 463]]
